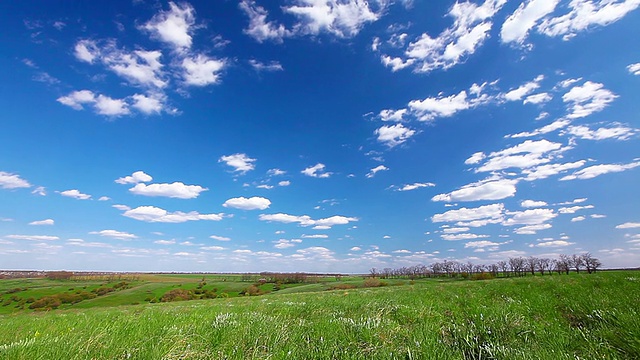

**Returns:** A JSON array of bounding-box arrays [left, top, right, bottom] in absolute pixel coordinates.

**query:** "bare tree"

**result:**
[[537, 258, 551, 275], [572, 254, 584, 273], [526, 256, 538, 276], [497, 260, 508, 277], [558, 254, 572, 275], [582, 253, 602, 274]]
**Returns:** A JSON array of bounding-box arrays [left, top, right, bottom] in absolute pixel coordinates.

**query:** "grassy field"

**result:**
[[0, 271, 639, 359]]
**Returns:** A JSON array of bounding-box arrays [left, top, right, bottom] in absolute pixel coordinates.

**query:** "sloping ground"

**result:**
[[0, 271, 639, 359]]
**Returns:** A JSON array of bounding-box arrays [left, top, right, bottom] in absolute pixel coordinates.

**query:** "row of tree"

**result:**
[[370, 253, 602, 279]]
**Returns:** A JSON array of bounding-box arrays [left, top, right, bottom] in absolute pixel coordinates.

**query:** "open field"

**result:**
[[0, 271, 639, 359]]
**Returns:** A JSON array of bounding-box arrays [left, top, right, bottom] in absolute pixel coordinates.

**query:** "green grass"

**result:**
[[0, 271, 638, 359]]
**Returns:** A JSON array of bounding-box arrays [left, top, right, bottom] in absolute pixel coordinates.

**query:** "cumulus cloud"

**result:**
[[562, 81, 617, 119], [58, 90, 132, 117], [57, 90, 96, 110], [366, 165, 389, 178], [503, 75, 544, 101], [121, 206, 225, 223], [0, 171, 31, 189], [432, 178, 518, 202], [141, 1, 196, 51], [219, 153, 256, 174], [538, 0, 640, 40], [60, 189, 91, 200], [558, 205, 594, 214], [475, 139, 564, 173], [616, 222, 640, 229], [521, 200, 548, 208], [29, 219, 54, 226], [249, 59, 284, 72], [384, 0, 507, 73], [129, 182, 208, 199], [223, 196, 271, 210], [521, 160, 586, 181], [464, 240, 503, 248], [115, 171, 153, 184], [432, 203, 504, 224], [89, 230, 138, 240], [31, 186, 46, 196], [278, 180, 291, 187], [500, 0, 560, 44], [503, 208, 557, 226], [571, 216, 586, 222], [375, 123, 416, 147], [301, 234, 328, 239], [6, 235, 59, 241], [564, 124, 637, 141], [628, 63, 640, 75], [182, 55, 225, 86], [524, 93, 553, 104], [259, 213, 357, 228], [514, 223, 552, 234], [302, 163, 332, 178], [441, 233, 489, 241], [132, 93, 166, 114], [378, 108, 407, 122], [210, 235, 231, 241], [536, 240, 574, 247], [239, 0, 292, 43], [465, 152, 486, 165], [395, 182, 436, 191], [560, 161, 640, 180]]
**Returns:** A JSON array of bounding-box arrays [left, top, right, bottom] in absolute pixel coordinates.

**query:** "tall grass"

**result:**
[[0, 271, 638, 359]]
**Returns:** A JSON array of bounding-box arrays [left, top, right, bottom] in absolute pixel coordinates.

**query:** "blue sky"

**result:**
[[1, 0, 639, 273]]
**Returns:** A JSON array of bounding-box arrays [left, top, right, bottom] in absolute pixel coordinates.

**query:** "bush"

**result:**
[[471, 273, 495, 281], [29, 296, 62, 310], [160, 289, 192, 302], [363, 278, 385, 288], [330, 284, 357, 290]]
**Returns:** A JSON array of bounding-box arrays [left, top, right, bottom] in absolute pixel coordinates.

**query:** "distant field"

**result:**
[[0, 271, 639, 359]]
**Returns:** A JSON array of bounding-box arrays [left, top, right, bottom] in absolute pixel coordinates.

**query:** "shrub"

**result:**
[[471, 273, 495, 281], [160, 289, 192, 302], [330, 284, 357, 290], [29, 296, 62, 310], [363, 278, 385, 288]]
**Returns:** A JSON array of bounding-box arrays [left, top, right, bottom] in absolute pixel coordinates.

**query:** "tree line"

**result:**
[[369, 253, 602, 279]]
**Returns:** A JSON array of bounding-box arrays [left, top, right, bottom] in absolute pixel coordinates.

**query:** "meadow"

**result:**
[[0, 271, 638, 359]]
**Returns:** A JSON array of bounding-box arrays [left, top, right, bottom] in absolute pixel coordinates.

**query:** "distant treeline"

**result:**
[[369, 253, 603, 280]]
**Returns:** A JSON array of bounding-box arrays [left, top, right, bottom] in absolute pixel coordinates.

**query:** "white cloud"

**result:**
[[121, 206, 225, 223], [108, 50, 167, 88], [95, 95, 130, 116], [31, 186, 46, 196], [259, 213, 357, 228], [201, 246, 225, 251], [408, 91, 472, 121], [29, 219, 54, 226], [521, 200, 548, 208], [441, 233, 489, 241], [182, 55, 225, 86], [475, 139, 565, 172], [141, 2, 195, 51], [378, 108, 407, 122], [274, 239, 296, 249], [465, 152, 486, 165], [115, 171, 153, 184], [256, 184, 274, 189], [278, 180, 291, 187], [0, 171, 31, 189], [432, 178, 518, 202], [6, 235, 59, 241], [503, 208, 557, 226], [74, 39, 100, 63], [267, 168, 286, 176], [571, 216, 586, 222], [616, 222, 640, 229], [239, 0, 293, 43], [375, 123, 416, 147], [57, 90, 96, 110], [538, 0, 640, 40], [350, 246, 361, 251], [89, 230, 138, 240], [392, 0, 507, 73], [249, 59, 283, 72], [432, 203, 504, 224], [219, 153, 256, 174], [283, 0, 386, 38], [560, 161, 640, 180], [380, 56, 416, 72], [366, 165, 389, 178], [210, 235, 231, 241], [558, 205, 594, 214], [564, 124, 637, 141], [524, 92, 553, 104], [223, 196, 271, 210], [591, 214, 606, 218], [301, 234, 329, 239], [129, 182, 207, 199], [562, 81, 617, 119], [302, 163, 332, 178], [500, 0, 560, 44], [628, 63, 640, 75], [514, 223, 552, 234], [504, 75, 544, 101], [507, 119, 572, 138], [464, 240, 502, 248], [396, 182, 436, 191], [536, 240, 574, 247], [60, 189, 91, 200], [132, 93, 165, 114], [442, 227, 470, 234], [154, 240, 176, 245], [98, 196, 110, 201], [521, 160, 586, 181]]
